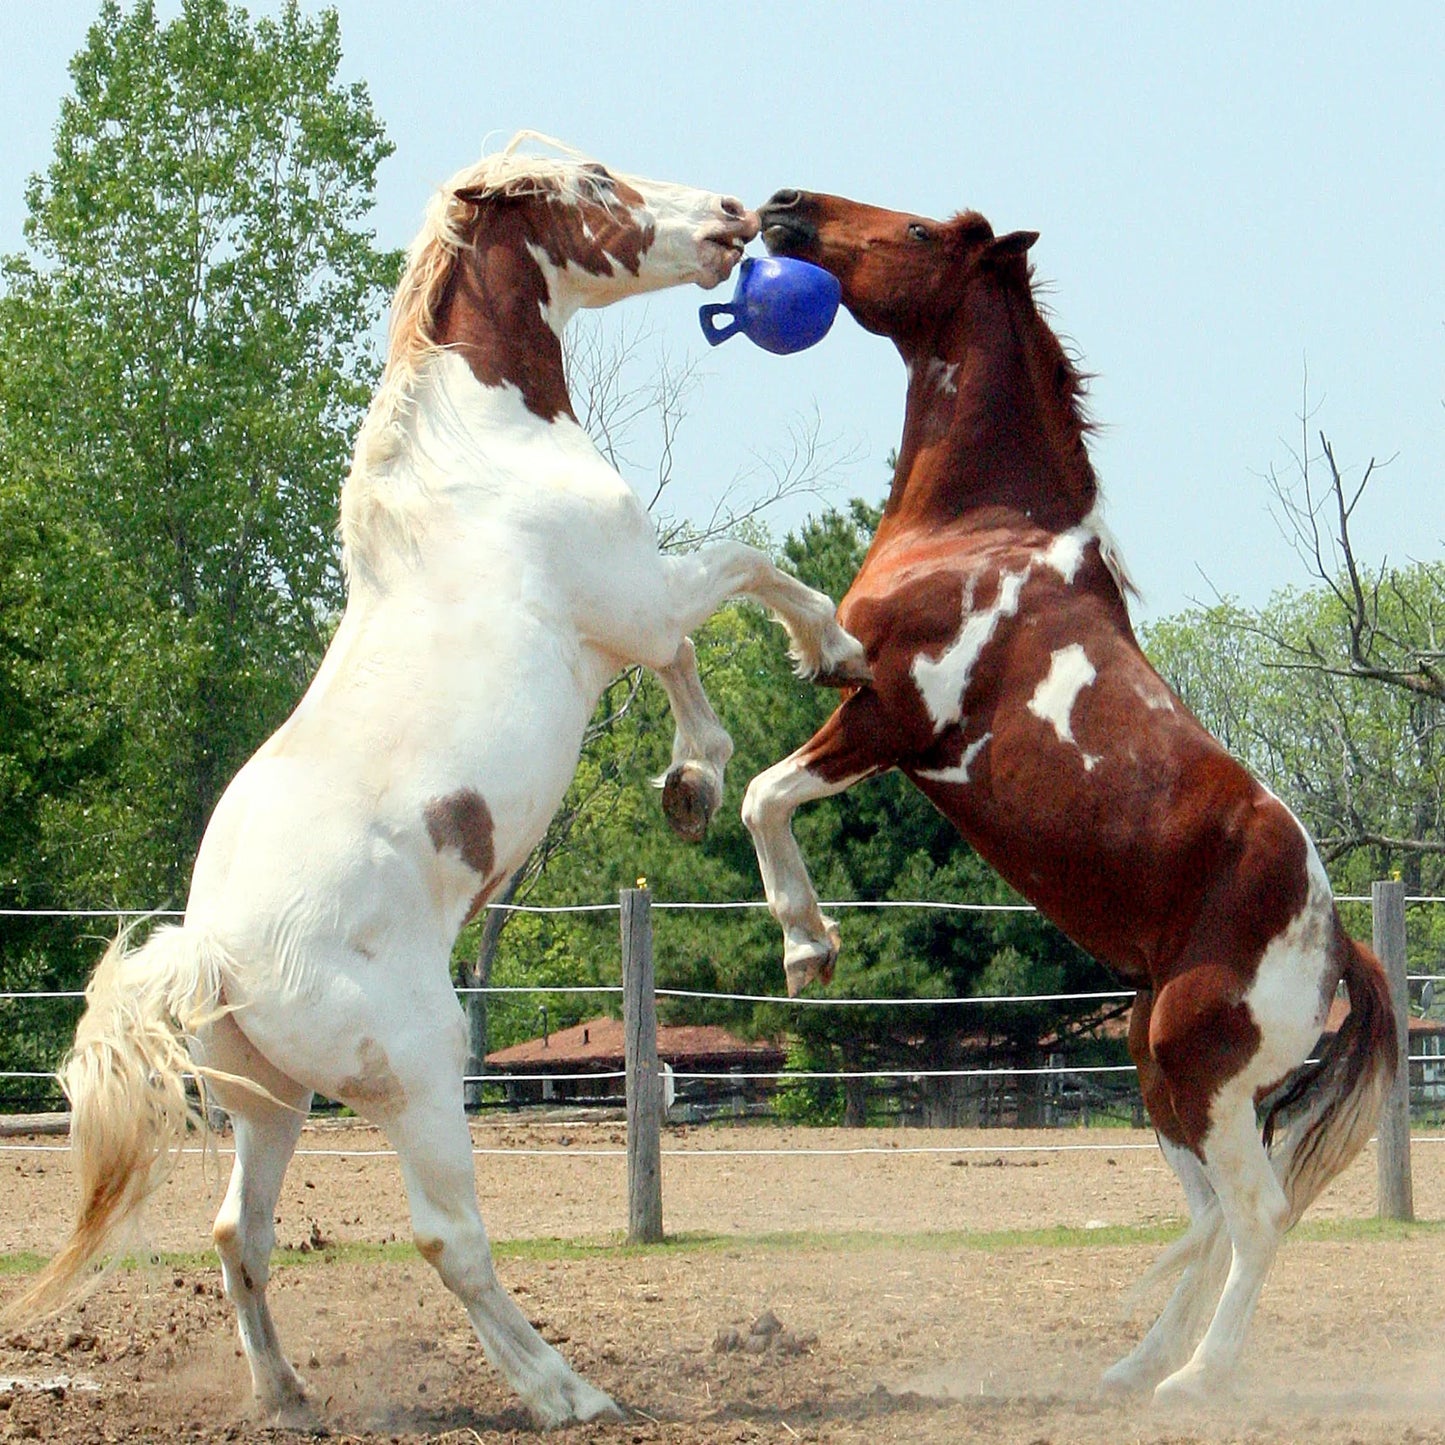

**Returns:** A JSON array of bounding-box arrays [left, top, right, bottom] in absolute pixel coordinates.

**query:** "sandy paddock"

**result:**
[[2, 1118, 1443, 1444]]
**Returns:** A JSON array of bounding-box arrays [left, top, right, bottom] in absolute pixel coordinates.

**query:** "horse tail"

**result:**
[[1263, 935, 1398, 1228], [4, 923, 229, 1324]]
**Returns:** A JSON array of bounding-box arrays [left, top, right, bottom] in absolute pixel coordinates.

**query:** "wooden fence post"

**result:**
[[1372, 878, 1414, 1221], [621, 886, 663, 1243]]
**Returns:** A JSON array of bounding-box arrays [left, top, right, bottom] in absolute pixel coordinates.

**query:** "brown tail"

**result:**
[[1263, 935, 1398, 1227], [3, 924, 228, 1324]]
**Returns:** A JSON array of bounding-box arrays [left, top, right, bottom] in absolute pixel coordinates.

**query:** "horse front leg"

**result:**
[[652, 637, 734, 842], [661, 541, 869, 685], [742, 694, 889, 994]]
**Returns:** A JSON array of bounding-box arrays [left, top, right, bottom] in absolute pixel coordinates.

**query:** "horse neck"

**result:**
[[886, 284, 1096, 536], [430, 221, 576, 424]]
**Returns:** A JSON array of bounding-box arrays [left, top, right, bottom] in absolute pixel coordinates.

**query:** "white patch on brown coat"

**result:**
[[1027, 643, 1100, 770]]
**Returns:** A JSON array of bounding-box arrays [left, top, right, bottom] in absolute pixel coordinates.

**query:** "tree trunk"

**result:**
[[841, 1040, 867, 1128], [463, 870, 523, 1111]]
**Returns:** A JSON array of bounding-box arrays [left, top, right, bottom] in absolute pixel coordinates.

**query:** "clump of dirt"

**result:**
[[712, 1308, 817, 1357]]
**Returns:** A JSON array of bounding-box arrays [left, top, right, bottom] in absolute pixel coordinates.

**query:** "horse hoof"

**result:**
[[1152, 1361, 1229, 1409], [582, 1393, 626, 1424], [809, 630, 871, 688], [258, 1386, 314, 1431], [1099, 1359, 1158, 1397], [813, 654, 873, 688], [531, 1379, 623, 1429], [661, 763, 721, 842], [784, 922, 840, 996]]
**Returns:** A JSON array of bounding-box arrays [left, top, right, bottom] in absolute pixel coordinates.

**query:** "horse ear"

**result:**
[[990, 230, 1039, 259], [453, 186, 488, 209]]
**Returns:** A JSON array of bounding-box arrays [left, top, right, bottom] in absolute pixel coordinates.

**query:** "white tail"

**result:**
[[1263, 936, 1397, 1228], [5, 923, 229, 1322]]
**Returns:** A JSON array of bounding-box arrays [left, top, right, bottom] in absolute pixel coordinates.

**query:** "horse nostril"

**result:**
[[719, 196, 746, 220], [765, 188, 802, 211]]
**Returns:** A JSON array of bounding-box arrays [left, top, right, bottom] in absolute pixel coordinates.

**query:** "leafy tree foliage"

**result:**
[[0, 0, 399, 1087], [1143, 564, 1445, 897]]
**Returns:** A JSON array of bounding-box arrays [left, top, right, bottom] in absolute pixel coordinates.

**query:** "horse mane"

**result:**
[[340, 132, 598, 580], [1010, 262, 1098, 475], [941, 210, 1098, 477], [1023, 281, 1140, 597], [972, 223, 1138, 601]]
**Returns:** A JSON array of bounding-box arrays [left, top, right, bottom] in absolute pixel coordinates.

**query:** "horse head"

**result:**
[[444, 140, 757, 325], [758, 188, 1099, 532], [370, 134, 757, 433], [758, 189, 1037, 353]]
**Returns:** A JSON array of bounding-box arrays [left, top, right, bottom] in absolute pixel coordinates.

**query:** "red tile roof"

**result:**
[[484, 1015, 784, 1071], [1321, 997, 1445, 1037]]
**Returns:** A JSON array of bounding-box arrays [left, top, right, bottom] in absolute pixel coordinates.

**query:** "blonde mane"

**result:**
[[385, 133, 602, 398], [340, 133, 606, 580]]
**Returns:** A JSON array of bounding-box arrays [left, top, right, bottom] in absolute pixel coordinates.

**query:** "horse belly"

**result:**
[[188, 646, 593, 955], [187, 756, 436, 966]]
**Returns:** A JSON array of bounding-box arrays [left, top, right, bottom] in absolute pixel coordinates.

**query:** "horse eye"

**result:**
[[907, 222, 931, 242]]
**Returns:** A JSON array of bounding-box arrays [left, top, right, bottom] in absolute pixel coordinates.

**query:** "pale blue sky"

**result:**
[[3, 3, 1442, 623]]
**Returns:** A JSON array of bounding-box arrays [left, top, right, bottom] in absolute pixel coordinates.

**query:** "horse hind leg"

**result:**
[[1147, 877, 1337, 1404], [194, 1012, 313, 1423], [384, 1088, 620, 1427], [653, 638, 734, 842], [1153, 1088, 1289, 1405], [1102, 1137, 1229, 1395], [1103, 993, 1230, 1395]]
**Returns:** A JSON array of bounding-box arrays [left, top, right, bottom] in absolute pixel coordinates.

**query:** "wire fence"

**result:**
[[3, 894, 1443, 1124]]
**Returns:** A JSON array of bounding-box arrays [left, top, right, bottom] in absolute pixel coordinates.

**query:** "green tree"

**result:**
[[0, 0, 397, 901], [1143, 566, 1445, 1001], [0, 0, 399, 1087]]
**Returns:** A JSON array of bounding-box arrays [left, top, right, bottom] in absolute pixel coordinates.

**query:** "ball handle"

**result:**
[[699, 303, 745, 347]]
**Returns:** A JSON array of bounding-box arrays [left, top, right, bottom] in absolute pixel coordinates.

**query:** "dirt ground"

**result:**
[[2, 1118, 1444, 1444]]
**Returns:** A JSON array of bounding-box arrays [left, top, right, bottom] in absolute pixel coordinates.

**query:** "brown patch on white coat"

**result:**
[[425, 787, 502, 923]]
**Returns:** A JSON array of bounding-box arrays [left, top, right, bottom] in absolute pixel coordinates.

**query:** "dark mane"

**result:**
[[1027, 272, 1097, 438], [946, 209, 1097, 475], [1013, 262, 1099, 490]]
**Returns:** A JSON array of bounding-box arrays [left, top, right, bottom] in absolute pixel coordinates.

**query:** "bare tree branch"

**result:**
[[565, 313, 854, 550], [1260, 381, 1437, 699]]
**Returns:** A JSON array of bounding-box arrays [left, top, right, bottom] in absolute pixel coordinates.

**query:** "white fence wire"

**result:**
[[2, 896, 1441, 1093]]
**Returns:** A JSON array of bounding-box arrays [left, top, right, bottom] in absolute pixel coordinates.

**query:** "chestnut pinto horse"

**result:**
[[742, 190, 1396, 1403], [8, 141, 866, 1427]]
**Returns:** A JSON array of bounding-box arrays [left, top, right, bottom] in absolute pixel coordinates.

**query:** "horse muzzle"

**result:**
[[759, 189, 818, 257]]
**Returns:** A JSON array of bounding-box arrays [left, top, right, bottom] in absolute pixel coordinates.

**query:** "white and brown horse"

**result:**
[[7, 140, 865, 1427], [742, 189, 1396, 1403]]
